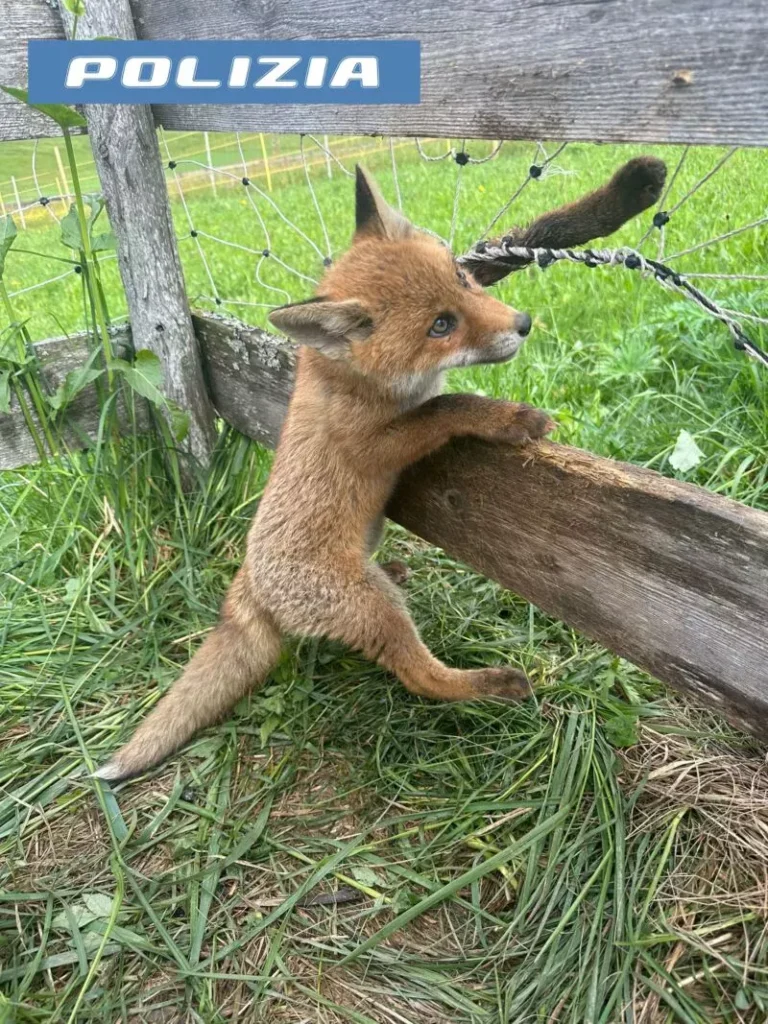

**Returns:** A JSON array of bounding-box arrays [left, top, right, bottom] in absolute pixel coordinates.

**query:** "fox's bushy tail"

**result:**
[[94, 573, 281, 782]]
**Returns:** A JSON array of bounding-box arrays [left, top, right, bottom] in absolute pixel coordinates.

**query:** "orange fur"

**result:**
[[95, 167, 554, 782]]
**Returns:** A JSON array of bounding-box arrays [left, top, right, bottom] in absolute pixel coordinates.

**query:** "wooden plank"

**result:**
[[131, 0, 768, 146], [0, 314, 287, 468], [59, 0, 216, 469], [0, 315, 287, 470], [193, 314, 295, 449], [389, 441, 768, 739], [0, 326, 139, 470], [1, 1, 78, 142]]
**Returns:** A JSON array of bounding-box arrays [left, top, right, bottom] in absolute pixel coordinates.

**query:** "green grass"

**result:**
[[1, 135, 768, 1022]]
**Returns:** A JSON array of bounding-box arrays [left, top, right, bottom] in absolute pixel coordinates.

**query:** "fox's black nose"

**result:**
[[514, 312, 532, 337]]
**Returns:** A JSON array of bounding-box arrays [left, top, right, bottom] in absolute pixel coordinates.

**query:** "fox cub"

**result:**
[[95, 167, 555, 782]]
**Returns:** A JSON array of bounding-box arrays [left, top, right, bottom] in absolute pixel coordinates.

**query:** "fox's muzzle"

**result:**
[[481, 311, 533, 364], [481, 333, 526, 364]]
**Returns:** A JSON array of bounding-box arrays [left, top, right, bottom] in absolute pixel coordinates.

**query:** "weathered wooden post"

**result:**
[[57, 0, 216, 468]]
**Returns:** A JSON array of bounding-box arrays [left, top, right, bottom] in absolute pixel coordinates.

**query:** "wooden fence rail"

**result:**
[[3, 315, 767, 739], [0, 327, 135, 469]]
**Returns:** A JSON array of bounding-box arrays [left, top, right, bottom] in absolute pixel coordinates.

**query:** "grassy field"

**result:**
[[1, 134, 767, 1023]]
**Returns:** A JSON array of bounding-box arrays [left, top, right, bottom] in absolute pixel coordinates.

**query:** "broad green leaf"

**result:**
[[0, 323, 29, 366], [60, 204, 84, 251], [92, 230, 116, 253], [53, 904, 97, 932], [259, 714, 281, 747], [0, 215, 17, 279], [63, 0, 86, 14], [169, 403, 190, 442], [114, 350, 164, 405], [669, 429, 704, 473], [53, 892, 113, 935], [0, 368, 10, 414], [82, 193, 106, 222], [81, 930, 103, 954], [82, 892, 114, 919], [350, 866, 385, 889], [88, 922, 149, 950], [48, 365, 103, 412], [1, 85, 86, 129], [83, 196, 115, 251], [60, 195, 112, 251]]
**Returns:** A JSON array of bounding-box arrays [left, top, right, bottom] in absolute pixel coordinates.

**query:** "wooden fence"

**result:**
[[2, 0, 768, 737]]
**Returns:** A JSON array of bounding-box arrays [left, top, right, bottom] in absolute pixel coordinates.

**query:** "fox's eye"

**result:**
[[428, 313, 456, 338]]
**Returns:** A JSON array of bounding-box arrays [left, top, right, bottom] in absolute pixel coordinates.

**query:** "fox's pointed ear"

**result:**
[[355, 165, 414, 241], [269, 298, 373, 359]]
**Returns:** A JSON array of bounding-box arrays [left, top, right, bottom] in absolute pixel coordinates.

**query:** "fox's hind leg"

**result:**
[[311, 568, 530, 703], [94, 570, 282, 781]]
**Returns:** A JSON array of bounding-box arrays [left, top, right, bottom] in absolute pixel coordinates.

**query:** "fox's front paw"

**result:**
[[490, 403, 556, 445], [471, 666, 533, 701]]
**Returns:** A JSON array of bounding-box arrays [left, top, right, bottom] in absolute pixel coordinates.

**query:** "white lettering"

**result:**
[[65, 56, 117, 88], [305, 56, 328, 88], [228, 57, 251, 88], [81, 53, 385, 93], [254, 57, 301, 88], [177, 56, 220, 88], [121, 57, 171, 88], [329, 57, 378, 88]]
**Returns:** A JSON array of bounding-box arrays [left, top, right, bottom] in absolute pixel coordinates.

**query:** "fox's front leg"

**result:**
[[374, 394, 555, 472]]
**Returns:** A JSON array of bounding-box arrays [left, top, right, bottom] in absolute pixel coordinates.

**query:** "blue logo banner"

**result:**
[[27, 39, 421, 105]]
